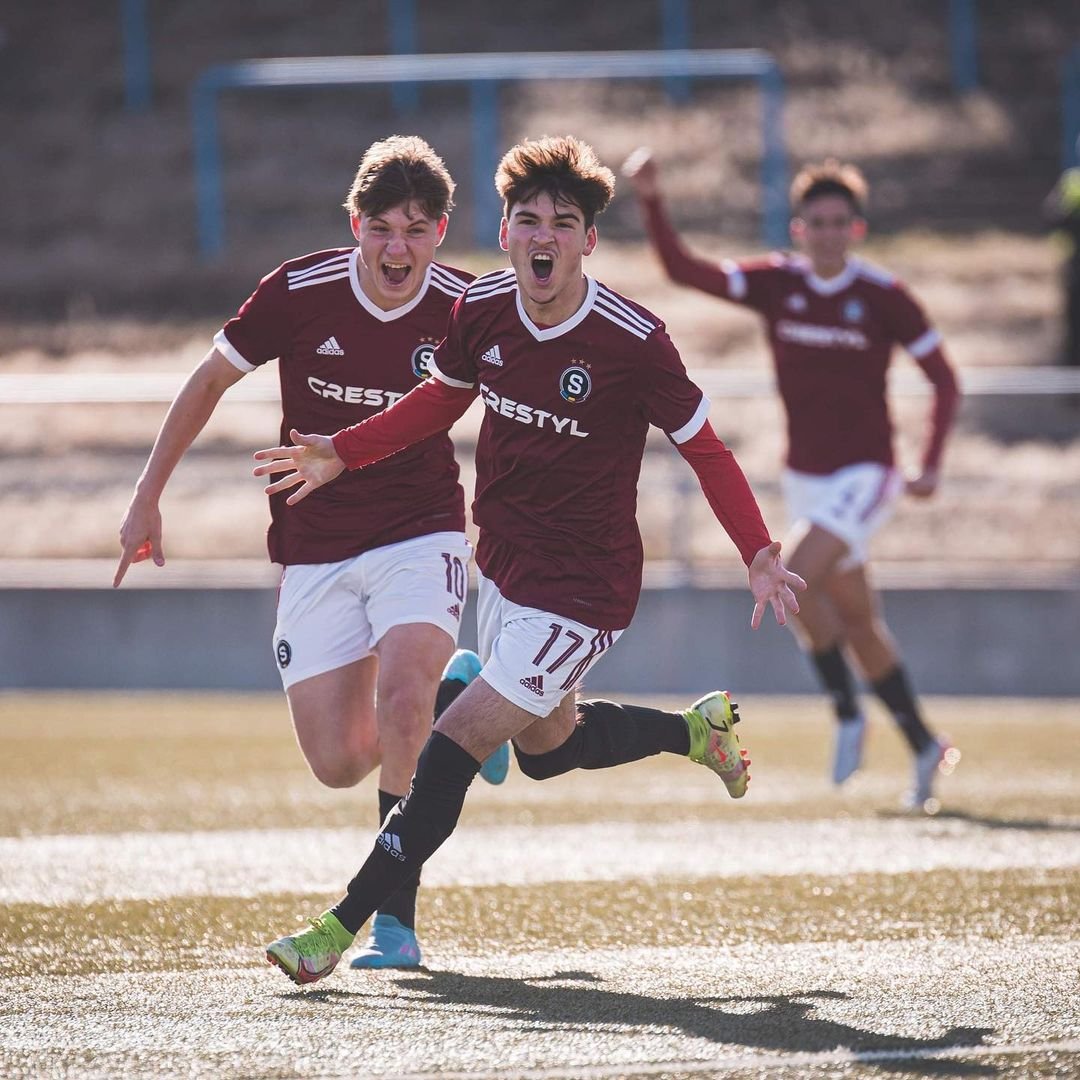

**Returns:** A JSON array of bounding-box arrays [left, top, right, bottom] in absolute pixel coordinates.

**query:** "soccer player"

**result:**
[[254, 135, 805, 985], [623, 149, 961, 808], [113, 135, 507, 970]]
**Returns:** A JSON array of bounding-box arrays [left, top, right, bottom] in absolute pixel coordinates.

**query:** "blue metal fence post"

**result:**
[[470, 79, 502, 248], [389, 0, 420, 112], [761, 64, 788, 250], [121, 0, 152, 111], [192, 71, 224, 259], [948, 0, 978, 95], [1064, 46, 1080, 169], [661, 0, 691, 103]]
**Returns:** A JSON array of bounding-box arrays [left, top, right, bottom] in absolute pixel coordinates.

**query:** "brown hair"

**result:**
[[790, 159, 868, 215], [495, 135, 615, 229], [343, 135, 455, 220]]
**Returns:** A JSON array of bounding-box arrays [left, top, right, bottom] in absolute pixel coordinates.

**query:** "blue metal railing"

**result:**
[[190, 49, 788, 259], [948, 0, 978, 95], [1064, 45, 1080, 169], [121, 0, 151, 111]]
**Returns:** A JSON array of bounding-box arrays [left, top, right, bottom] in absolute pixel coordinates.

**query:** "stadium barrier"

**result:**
[[191, 49, 787, 257]]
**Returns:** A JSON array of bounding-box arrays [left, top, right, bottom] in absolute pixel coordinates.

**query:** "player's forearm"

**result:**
[[676, 422, 773, 565], [916, 347, 961, 471], [640, 195, 732, 296], [332, 377, 476, 470]]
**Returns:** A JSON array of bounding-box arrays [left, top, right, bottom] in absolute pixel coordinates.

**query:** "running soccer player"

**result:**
[[114, 136, 507, 970], [255, 135, 806, 985], [623, 149, 961, 808]]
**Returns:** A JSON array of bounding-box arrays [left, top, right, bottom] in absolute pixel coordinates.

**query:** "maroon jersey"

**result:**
[[640, 195, 957, 476], [428, 270, 711, 629], [214, 247, 471, 565]]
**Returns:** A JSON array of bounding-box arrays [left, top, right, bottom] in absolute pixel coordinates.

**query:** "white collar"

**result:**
[[515, 276, 598, 341], [802, 256, 858, 296], [348, 248, 432, 322]]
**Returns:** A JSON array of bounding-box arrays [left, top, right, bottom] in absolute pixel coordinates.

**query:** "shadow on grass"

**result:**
[[877, 808, 1080, 832], [384, 972, 997, 1076]]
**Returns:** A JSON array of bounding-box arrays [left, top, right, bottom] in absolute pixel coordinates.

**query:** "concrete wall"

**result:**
[[3, 584, 1078, 696]]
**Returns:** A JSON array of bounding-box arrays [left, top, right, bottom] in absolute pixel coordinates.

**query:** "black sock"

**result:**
[[872, 665, 934, 753], [811, 645, 861, 723], [373, 789, 420, 930], [331, 732, 479, 936], [513, 699, 690, 781], [434, 673, 468, 720]]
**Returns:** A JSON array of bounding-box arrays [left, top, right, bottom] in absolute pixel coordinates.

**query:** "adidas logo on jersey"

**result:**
[[519, 674, 545, 696], [377, 831, 406, 861], [316, 336, 345, 356], [481, 344, 503, 366]]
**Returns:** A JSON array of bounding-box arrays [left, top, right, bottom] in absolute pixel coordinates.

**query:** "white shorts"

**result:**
[[273, 531, 472, 690], [475, 571, 624, 717], [782, 463, 903, 569]]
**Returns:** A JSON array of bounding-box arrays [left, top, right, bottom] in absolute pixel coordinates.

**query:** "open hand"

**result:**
[[252, 429, 345, 505], [621, 147, 661, 199], [748, 540, 807, 629]]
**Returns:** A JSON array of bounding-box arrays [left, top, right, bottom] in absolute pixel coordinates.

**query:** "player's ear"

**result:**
[[583, 224, 598, 257], [435, 214, 449, 246], [498, 218, 510, 252], [349, 214, 362, 242], [851, 217, 868, 242], [789, 217, 805, 245]]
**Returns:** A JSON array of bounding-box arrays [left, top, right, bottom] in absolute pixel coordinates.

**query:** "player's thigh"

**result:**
[[285, 656, 379, 783], [433, 673, 545, 763], [824, 563, 881, 628], [513, 693, 579, 756], [374, 621, 456, 724], [784, 522, 851, 586], [364, 531, 472, 651]]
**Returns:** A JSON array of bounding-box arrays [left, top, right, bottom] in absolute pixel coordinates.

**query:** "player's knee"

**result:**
[[306, 735, 379, 789], [513, 731, 581, 781]]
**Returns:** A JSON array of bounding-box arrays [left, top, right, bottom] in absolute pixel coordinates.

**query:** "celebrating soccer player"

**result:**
[[254, 135, 805, 985], [623, 148, 961, 808], [114, 136, 509, 970]]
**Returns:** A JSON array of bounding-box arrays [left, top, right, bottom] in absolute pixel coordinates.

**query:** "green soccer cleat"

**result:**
[[684, 690, 751, 799], [265, 910, 354, 986]]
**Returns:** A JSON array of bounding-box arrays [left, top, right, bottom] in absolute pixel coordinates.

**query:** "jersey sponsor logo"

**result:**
[[785, 292, 808, 312], [315, 336, 345, 356], [776, 319, 869, 351], [411, 341, 437, 379], [558, 363, 592, 403], [843, 298, 865, 323], [307, 376, 405, 407], [479, 383, 590, 438], [519, 674, 545, 696], [275, 639, 292, 668], [480, 344, 503, 366]]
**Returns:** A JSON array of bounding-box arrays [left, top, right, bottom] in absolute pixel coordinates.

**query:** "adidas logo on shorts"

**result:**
[[446, 603, 460, 619], [519, 674, 544, 696]]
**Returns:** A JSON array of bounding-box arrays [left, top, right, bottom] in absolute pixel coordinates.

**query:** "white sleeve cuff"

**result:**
[[213, 330, 257, 373], [669, 394, 711, 444], [721, 260, 747, 300], [428, 356, 474, 389], [906, 328, 942, 359]]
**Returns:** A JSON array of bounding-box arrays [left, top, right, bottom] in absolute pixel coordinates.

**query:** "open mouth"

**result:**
[[530, 252, 554, 283], [381, 262, 411, 287]]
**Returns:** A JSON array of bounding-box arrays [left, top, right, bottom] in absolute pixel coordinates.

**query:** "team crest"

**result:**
[[559, 364, 592, 403], [785, 293, 808, 312], [411, 340, 437, 379], [843, 298, 865, 323], [275, 639, 292, 669]]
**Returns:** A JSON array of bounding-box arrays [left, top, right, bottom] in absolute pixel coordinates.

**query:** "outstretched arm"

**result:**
[[676, 421, 806, 627], [253, 377, 477, 505], [622, 148, 740, 298], [114, 348, 245, 587], [907, 345, 960, 498]]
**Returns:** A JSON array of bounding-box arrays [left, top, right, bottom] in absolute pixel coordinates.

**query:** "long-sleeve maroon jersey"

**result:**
[[640, 195, 960, 476]]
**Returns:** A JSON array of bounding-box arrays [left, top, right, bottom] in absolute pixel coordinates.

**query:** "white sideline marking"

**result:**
[[2, 816, 1078, 905], [386, 1039, 1080, 1080]]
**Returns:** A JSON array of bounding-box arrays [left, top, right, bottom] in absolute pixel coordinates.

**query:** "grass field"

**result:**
[[1, 692, 1077, 1079]]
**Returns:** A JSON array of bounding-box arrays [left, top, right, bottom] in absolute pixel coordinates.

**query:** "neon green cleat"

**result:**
[[684, 690, 751, 799], [265, 910, 354, 986]]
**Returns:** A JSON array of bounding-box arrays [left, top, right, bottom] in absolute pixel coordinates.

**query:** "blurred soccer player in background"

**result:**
[[624, 150, 961, 810], [114, 135, 508, 970], [254, 134, 805, 986]]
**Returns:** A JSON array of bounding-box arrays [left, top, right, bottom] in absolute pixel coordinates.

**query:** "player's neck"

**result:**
[[809, 254, 850, 280], [519, 274, 589, 329]]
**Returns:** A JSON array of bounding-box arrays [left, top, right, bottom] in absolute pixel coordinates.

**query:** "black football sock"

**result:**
[[373, 789, 420, 931], [872, 664, 934, 753], [513, 699, 690, 781], [810, 645, 862, 723], [331, 732, 479, 936], [434, 672, 468, 720]]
